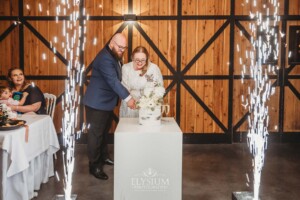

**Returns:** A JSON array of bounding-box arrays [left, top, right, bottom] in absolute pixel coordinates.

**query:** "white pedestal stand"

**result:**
[[114, 118, 183, 200]]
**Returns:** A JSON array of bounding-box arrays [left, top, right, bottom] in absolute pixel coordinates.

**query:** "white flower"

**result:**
[[6, 106, 12, 112], [1, 104, 7, 110], [144, 87, 154, 96], [154, 86, 165, 98], [1, 103, 15, 120], [145, 81, 156, 88], [136, 81, 165, 110]]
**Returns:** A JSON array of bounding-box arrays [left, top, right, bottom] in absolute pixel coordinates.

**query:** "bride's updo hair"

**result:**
[[131, 46, 149, 76]]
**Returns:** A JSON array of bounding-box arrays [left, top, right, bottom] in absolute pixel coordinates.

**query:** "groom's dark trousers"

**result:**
[[85, 105, 113, 169]]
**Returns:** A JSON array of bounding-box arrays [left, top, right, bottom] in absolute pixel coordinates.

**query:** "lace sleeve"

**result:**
[[151, 63, 164, 87], [121, 63, 131, 91]]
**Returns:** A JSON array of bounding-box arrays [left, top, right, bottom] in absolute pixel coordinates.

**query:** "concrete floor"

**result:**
[[34, 143, 300, 200]]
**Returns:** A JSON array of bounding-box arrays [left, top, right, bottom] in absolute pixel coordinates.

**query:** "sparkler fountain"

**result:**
[[24, 1, 87, 199], [52, 0, 87, 199], [233, 0, 282, 200]]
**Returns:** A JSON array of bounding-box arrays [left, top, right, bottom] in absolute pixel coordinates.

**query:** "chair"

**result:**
[[44, 93, 57, 119]]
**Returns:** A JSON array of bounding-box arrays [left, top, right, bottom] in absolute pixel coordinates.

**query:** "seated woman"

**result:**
[[119, 46, 164, 117], [7, 67, 46, 114]]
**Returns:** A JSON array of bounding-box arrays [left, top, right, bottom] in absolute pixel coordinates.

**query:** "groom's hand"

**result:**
[[127, 98, 136, 109]]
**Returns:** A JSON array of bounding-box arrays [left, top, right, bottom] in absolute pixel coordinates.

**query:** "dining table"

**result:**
[[0, 114, 60, 200]]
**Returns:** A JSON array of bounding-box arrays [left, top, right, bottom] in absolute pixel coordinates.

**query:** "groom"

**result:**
[[83, 33, 135, 180]]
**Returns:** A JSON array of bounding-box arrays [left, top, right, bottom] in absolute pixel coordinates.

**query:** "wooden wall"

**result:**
[[0, 0, 299, 143]]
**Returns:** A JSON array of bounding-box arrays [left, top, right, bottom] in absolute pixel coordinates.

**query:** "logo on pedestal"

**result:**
[[131, 168, 170, 192]]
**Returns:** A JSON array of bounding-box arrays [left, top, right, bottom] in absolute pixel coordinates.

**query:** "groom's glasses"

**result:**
[[113, 40, 128, 51], [133, 59, 147, 64]]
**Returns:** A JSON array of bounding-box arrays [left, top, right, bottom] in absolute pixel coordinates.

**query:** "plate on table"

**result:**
[[0, 120, 26, 131]]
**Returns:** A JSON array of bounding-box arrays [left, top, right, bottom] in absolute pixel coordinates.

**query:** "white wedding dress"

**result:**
[[119, 61, 164, 118]]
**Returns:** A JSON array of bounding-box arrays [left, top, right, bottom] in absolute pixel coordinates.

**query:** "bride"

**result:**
[[119, 46, 163, 117]]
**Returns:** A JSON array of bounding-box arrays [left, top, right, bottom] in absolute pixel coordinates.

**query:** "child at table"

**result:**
[[0, 86, 28, 106]]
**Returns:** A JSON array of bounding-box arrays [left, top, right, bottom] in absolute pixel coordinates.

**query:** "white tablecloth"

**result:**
[[0, 114, 60, 200]]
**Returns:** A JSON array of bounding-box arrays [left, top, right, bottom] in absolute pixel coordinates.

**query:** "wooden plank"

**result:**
[[148, 0, 159, 64], [234, 79, 249, 132], [180, 0, 187, 131], [288, 4, 300, 25], [103, 0, 113, 43], [267, 85, 279, 132], [213, 20, 223, 133], [85, 20, 103, 68], [47, 1, 60, 121], [164, 0, 176, 119], [195, 2, 206, 132], [113, 0, 122, 16], [158, 0, 169, 59], [223, 0, 230, 15], [185, 0, 197, 133], [284, 87, 294, 131], [214, 20, 221, 133], [39, 1, 50, 90], [0, 21, 17, 75], [158, 0, 172, 119], [289, 80, 300, 131], [131, 0, 141, 49], [24, 0, 35, 76], [204, 1, 215, 132], [203, 1, 215, 132], [8, 0, 20, 68], [0, 0, 10, 16], [222, 24, 230, 133], [167, 19, 177, 120], [140, 0, 150, 52], [23, 26, 31, 75]]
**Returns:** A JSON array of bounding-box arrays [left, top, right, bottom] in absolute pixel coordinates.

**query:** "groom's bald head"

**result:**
[[109, 33, 127, 59]]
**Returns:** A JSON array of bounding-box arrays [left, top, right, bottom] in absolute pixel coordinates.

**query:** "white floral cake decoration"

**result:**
[[136, 74, 165, 111]]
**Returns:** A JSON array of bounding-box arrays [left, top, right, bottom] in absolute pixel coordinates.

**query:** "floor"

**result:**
[[35, 143, 300, 200]]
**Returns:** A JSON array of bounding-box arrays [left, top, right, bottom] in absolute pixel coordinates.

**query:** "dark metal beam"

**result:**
[[0, 23, 17, 42], [228, 0, 235, 143], [176, 0, 182, 125], [2, 14, 299, 22]]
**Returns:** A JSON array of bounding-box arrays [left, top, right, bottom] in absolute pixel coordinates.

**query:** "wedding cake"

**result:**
[[139, 106, 162, 126], [136, 77, 165, 126]]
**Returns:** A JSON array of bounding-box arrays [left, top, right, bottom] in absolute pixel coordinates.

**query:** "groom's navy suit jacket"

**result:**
[[83, 45, 129, 111]]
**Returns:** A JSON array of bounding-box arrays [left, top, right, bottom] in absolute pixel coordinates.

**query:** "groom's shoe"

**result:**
[[89, 167, 108, 180], [104, 158, 114, 165]]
